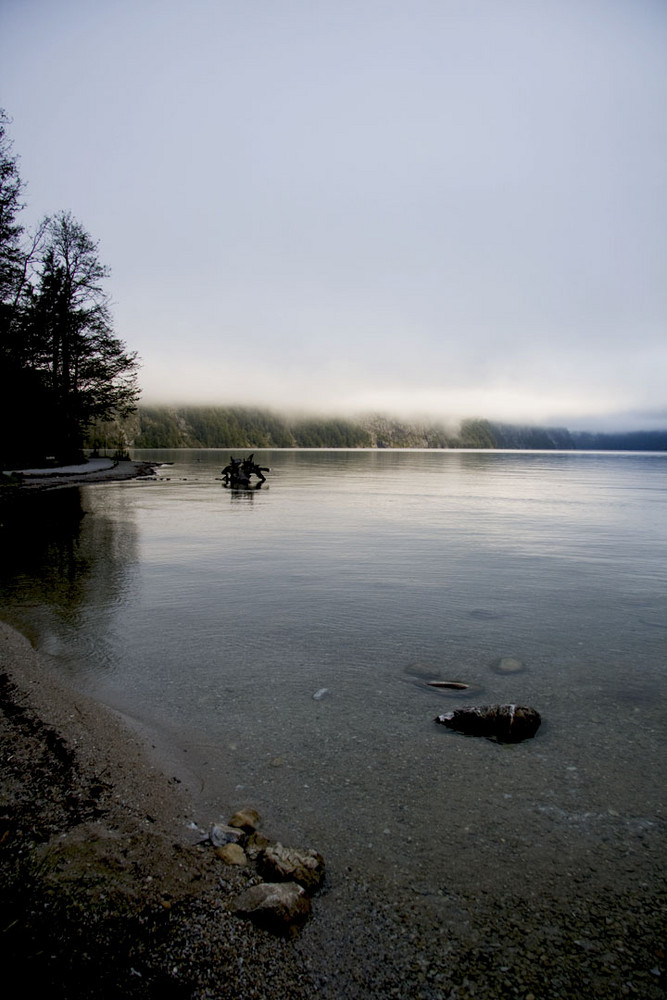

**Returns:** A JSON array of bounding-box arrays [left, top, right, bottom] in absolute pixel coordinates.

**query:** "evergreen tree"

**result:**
[[0, 114, 141, 468], [23, 212, 140, 461], [0, 108, 24, 313]]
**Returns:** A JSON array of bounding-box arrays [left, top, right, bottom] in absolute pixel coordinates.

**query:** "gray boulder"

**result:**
[[209, 823, 243, 847], [231, 882, 311, 935], [257, 843, 325, 894]]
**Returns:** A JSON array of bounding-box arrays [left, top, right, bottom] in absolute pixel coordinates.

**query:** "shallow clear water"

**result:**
[[2, 449, 666, 895]]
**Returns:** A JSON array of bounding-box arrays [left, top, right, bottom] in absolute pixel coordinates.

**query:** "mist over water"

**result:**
[[1, 449, 665, 899]]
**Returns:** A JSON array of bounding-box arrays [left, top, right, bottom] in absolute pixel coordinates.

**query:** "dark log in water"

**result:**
[[221, 454, 269, 489]]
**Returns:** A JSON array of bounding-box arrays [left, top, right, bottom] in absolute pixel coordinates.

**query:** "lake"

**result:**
[[1, 448, 665, 914]]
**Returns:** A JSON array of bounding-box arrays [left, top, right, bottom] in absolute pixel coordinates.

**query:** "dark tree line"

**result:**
[[0, 110, 140, 468], [116, 406, 582, 451]]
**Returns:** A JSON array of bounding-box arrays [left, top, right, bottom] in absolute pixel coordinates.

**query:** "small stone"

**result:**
[[231, 881, 311, 935], [426, 680, 471, 690], [209, 823, 243, 847], [425, 679, 483, 698], [215, 842, 247, 866], [228, 807, 261, 832], [258, 843, 325, 894], [492, 656, 526, 674], [245, 831, 272, 859]]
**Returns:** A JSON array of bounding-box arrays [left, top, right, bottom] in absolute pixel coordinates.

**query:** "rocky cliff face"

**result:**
[[359, 414, 452, 448]]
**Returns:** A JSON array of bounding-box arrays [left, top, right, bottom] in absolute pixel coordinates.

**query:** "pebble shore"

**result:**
[[1, 621, 665, 999]]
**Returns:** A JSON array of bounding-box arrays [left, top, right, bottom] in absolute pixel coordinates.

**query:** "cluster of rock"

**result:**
[[207, 807, 324, 936]]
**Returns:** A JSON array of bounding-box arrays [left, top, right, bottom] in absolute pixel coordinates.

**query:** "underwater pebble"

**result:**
[[492, 656, 526, 674]]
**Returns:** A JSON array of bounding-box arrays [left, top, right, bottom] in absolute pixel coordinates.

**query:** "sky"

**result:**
[[1, 0, 666, 431]]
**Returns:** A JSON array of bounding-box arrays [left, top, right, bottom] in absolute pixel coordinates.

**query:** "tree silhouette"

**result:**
[[0, 109, 141, 468]]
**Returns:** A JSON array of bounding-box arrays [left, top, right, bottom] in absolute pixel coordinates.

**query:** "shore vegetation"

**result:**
[[0, 110, 140, 469]]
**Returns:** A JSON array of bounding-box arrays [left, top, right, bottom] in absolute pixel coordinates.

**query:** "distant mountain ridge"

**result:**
[[86, 406, 667, 452]]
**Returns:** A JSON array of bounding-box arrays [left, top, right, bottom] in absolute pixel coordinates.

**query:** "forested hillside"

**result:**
[[87, 406, 667, 452], [86, 406, 585, 451]]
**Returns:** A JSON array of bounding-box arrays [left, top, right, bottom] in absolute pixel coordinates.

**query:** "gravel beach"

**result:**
[[1, 619, 665, 999]]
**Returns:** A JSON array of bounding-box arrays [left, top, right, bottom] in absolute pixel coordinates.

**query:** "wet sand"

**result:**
[[1, 617, 665, 999]]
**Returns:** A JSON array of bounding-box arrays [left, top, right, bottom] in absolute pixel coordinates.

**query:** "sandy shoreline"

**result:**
[[2, 458, 161, 491], [1, 618, 665, 998]]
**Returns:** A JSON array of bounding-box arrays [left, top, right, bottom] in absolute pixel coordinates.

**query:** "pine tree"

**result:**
[[0, 111, 141, 468], [25, 212, 140, 461]]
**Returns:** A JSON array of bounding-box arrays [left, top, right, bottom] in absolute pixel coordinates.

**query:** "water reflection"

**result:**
[[0, 486, 138, 676], [0, 450, 665, 901], [2, 488, 86, 588]]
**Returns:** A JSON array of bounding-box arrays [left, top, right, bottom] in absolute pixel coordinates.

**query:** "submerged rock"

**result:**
[[231, 882, 311, 935], [425, 680, 484, 698], [427, 680, 465, 690], [491, 656, 526, 675], [404, 661, 441, 681], [435, 704, 541, 743], [405, 663, 482, 698]]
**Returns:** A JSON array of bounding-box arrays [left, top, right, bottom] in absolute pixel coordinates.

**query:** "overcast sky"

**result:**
[[1, 0, 666, 430]]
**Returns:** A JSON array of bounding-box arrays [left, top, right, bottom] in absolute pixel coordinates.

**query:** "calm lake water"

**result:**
[[2, 448, 666, 901]]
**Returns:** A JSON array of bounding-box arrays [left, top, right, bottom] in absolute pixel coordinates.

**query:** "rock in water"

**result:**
[[492, 656, 526, 674], [404, 661, 441, 681], [435, 704, 541, 743], [231, 882, 311, 936], [426, 680, 472, 691]]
